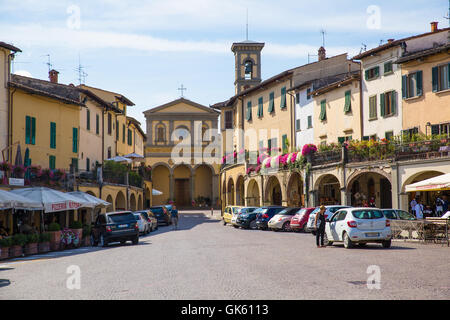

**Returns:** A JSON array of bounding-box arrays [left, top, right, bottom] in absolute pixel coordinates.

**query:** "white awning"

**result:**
[[0, 189, 43, 210], [405, 173, 450, 192], [106, 156, 132, 163], [67, 191, 111, 208], [152, 189, 163, 196]]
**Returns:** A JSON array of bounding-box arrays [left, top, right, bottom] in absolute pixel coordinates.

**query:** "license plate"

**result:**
[[365, 232, 379, 237], [118, 224, 128, 228]]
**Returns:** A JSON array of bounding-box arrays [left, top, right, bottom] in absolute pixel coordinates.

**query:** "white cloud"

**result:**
[[13, 70, 33, 77]]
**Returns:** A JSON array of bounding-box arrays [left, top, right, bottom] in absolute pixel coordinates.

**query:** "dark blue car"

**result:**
[[255, 206, 286, 230]]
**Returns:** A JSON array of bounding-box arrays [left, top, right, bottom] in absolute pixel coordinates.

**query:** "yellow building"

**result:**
[[311, 72, 362, 145], [126, 116, 146, 156], [0, 41, 21, 162], [397, 42, 450, 136], [8, 72, 83, 169], [143, 98, 220, 208]]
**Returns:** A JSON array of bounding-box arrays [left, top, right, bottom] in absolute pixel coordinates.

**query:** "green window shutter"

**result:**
[[282, 134, 287, 152], [338, 137, 345, 145], [258, 97, 263, 117], [31, 117, 36, 145], [128, 129, 132, 146], [319, 100, 326, 121], [280, 87, 286, 109], [246, 101, 252, 121], [25, 116, 30, 144], [96, 114, 99, 135], [86, 109, 90, 130], [49, 155, 55, 170], [362, 136, 370, 141], [72, 127, 78, 153], [432, 66, 438, 92], [374, 66, 380, 78], [50, 122, 56, 149], [365, 70, 369, 81], [416, 71, 423, 96], [307, 116, 312, 128], [71, 158, 78, 172], [267, 139, 272, 153], [344, 90, 351, 113], [380, 93, 385, 117], [384, 62, 392, 74], [401, 75, 408, 99], [448, 63, 450, 89], [116, 120, 119, 140], [122, 124, 125, 143], [391, 91, 397, 115], [268, 92, 274, 113]]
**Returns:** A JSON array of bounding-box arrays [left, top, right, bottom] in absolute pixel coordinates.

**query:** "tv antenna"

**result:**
[[445, 0, 450, 27], [360, 43, 367, 54], [246, 8, 249, 40], [42, 54, 53, 72], [76, 54, 88, 85], [320, 29, 326, 47]]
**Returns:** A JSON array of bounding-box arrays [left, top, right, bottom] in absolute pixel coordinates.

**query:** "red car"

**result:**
[[290, 207, 315, 232]]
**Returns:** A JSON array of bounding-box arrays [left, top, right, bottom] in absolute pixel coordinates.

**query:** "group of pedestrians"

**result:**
[[410, 195, 449, 219]]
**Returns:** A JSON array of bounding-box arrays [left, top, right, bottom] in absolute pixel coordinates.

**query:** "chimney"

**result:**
[[318, 46, 326, 61], [430, 21, 438, 32], [49, 69, 59, 83]]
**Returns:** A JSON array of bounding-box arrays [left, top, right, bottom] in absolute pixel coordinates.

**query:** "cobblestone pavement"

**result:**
[[0, 210, 449, 300]]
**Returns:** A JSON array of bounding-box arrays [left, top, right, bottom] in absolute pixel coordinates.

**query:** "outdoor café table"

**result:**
[[422, 218, 450, 246]]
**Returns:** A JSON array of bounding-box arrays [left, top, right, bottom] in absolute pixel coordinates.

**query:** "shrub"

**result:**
[[0, 237, 12, 248], [12, 234, 27, 246], [39, 233, 51, 243], [48, 222, 61, 232], [69, 221, 83, 229], [26, 233, 39, 244]]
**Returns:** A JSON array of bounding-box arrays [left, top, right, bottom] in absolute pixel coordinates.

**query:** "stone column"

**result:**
[[212, 174, 219, 208], [169, 173, 174, 201], [190, 169, 195, 205], [147, 119, 153, 145], [391, 164, 400, 209]]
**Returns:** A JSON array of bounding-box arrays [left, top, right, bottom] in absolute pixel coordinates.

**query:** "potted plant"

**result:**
[[0, 237, 12, 260], [10, 233, 27, 258], [48, 222, 61, 251], [82, 224, 91, 247], [69, 220, 83, 245], [38, 233, 51, 253], [24, 233, 39, 255]]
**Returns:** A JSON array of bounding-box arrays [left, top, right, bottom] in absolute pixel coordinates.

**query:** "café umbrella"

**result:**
[[152, 189, 163, 196], [9, 187, 89, 213], [67, 191, 111, 208], [405, 173, 450, 192], [0, 189, 43, 210]]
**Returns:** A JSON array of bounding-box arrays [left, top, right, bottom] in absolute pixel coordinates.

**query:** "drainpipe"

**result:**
[[8, 87, 16, 163], [287, 78, 295, 152], [358, 61, 364, 140]]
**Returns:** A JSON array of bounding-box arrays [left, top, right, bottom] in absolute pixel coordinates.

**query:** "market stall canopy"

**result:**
[[0, 189, 43, 210], [152, 189, 163, 196], [405, 173, 450, 192], [106, 156, 132, 163], [10, 187, 90, 213], [67, 191, 111, 208], [124, 153, 144, 160]]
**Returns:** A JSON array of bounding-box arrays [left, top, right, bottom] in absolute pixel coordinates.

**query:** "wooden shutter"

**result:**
[[338, 137, 345, 144], [258, 97, 263, 117], [86, 158, 90, 172], [401, 75, 408, 99], [320, 100, 326, 120], [268, 92, 274, 113], [96, 114, 99, 134], [107, 113, 112, 135], [25, 116, 31, 144], [296, 119, 300, 131], [49, 155, 55, 170], [282, 134, 287, 152], [365, 70, 369, 81], [344, 90, 351, 113], [416, 71, 423, 96], [280, 87, 286, 109], [432, 66, 438, 92], [308, 116, 312, 128], [116, 120, 119, 140], [72, 127, 78, 153], [50, 122, 56, 149], [122, 124, 125, 143], [374, 66, 380, 78], [31, 117, 36, 145], [380, 93, 385, 117], [86, 109, 90, 130], [391, 91, 397, 115], [246, 101, 252, 121]]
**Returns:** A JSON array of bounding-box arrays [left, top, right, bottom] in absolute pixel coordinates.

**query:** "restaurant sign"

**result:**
[[9, 178, 24, 186]]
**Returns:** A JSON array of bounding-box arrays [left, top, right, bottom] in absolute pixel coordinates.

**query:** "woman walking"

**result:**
[[314, 205, 327, 248]]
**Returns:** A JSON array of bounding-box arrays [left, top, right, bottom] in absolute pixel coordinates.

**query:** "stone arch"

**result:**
[[401, 170, 446, 210], [130, 193, 137, 211], [104, 194, 114, 212], [287, 171, 303, 207], [314, 174, 341, 205], [235, 175, 245, 206], [246, 178, 260, 207], [227, 177, 235, 205], [115, 191, 126, 211], [264, 175, 282, 206], [346, 170, 392, 208], [173, 163, 192, 207], [346, 168, 392, 190]]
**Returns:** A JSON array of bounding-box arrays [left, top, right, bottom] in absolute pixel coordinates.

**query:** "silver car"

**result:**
[[133, 212, 150, 235], [306, 205, 351, 233], [268, 207, 302, 231]]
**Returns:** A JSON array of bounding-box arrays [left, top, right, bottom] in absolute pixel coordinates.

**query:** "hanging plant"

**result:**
[[301, 144, 317, 157]]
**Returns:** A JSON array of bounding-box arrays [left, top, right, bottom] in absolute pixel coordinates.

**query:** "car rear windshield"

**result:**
[[151, 208, 164, 214], [241, 208, 257, 213], [133, 214, 141, 220], [296, 208, 307, 216], [108, 213, 136, 223], [381, 210, 397, 219], [352, 210, 384, 219]]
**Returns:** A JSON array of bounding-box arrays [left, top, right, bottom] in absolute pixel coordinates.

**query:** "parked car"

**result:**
[[290, 207, 316, 232], [236, 207, 262, 229], [255, 206, 286, 230], [306, 205, 351, 234], [222, 206, 243, 225], [268, 207, 302, 231], [232, 207, 258, 228], [381, 209, 417, 220], [150, 206, 172, 226], [133, 212, 150, 235], [135, 210, 158, 232], [91, 211, 139, 247], [324, 208, 392, 248]]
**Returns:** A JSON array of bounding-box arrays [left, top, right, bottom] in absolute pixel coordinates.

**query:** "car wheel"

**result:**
[[99, 234, 108, 247], [382, 240, 391, 248], [343, 232, 353, 249], [249, 220, 257, 230], [282, 221, 290, 232], [132, 236, 139, 245]]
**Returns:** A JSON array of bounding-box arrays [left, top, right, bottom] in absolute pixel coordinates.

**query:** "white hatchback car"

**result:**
[[324, 208, 392, 248], [133, 212, 150, 235], [306, 205, 351, 233]]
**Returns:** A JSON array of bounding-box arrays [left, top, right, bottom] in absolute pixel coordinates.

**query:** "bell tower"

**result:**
[[231, 40, 264, 94]]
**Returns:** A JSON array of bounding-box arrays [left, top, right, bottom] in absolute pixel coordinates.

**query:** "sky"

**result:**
[[0, 0, 448, 132]]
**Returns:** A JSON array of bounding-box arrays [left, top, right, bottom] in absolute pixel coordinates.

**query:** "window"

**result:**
[[107, 113, 112, 135], [86, 109, 90, 130], [385, 131, 394, 141], [352, 210, 383, 219], [122, 124, 125, 143], [402, 71, 423, 98], [402, 127, 418, 141], [432, 64, 450, 92], [268, 92, 275, 113], [257, 97, 263, 118], [225, 111, 233, 129], [365, 66, 380, 80], [156, 126, 165, 142], [50, 122, 56, 149], [72, 127, 78, 153], [95, 114, 99, 135], [280, 87, 287, 109], [107, 147, 112, 159], [369, 95, 377, 119], [202, 124, 209, 142], [127, 129, 132, 146], [25, 116, 36, 145], [86, 158, 90, 172], [306, 88, 311, 100], [380, 91, 397, 117], [49, 155, 55, 170], [295, 119, 301, 131], [244, 61, 253, 80], [282, 134, 288, 153], [71, 158, 79, 172], [116, 120, 119, 140], [258, 140, 264, 152], [295, 93, 300, 104], [268, 138, 278, 155], [344, 90, 351, 113], [319, 100, 326, 121], [246, 101, 252, 121], [384, 61, 393, 74], [307, 116, 312, 128], [338, 136, 352, 144]]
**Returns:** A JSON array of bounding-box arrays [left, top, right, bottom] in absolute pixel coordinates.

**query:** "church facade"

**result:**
[[143, 98, 220, 208]]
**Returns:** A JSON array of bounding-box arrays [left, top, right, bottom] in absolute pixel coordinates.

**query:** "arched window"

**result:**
[[244, 60, 253, 80], [202, 123, 210, 142], [156, 124, 166, 143]]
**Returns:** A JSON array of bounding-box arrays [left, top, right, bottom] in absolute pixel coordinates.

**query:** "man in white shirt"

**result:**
[[410, 198, 418, 215], [414, 200, 424, 219]]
